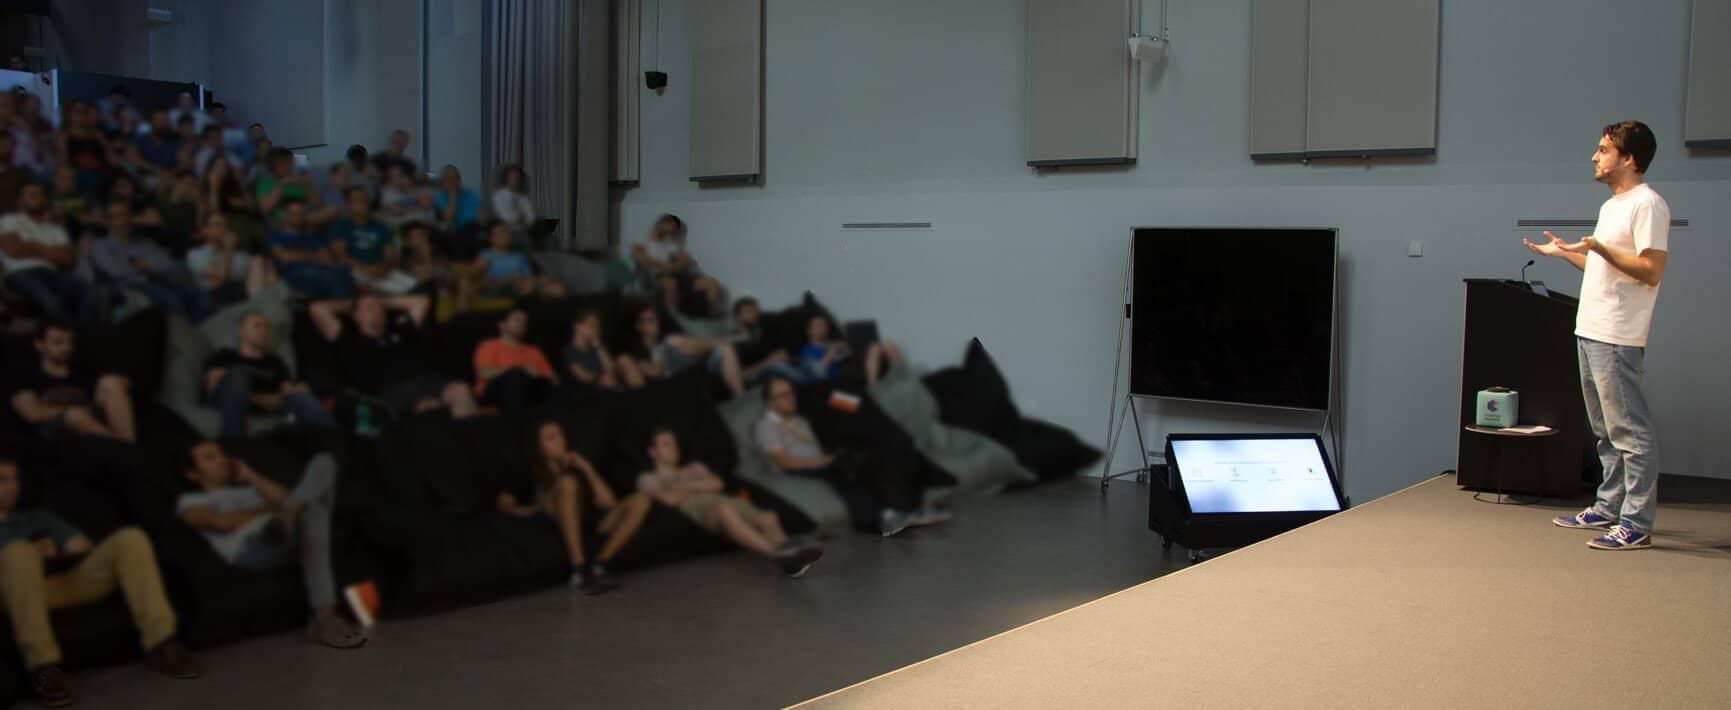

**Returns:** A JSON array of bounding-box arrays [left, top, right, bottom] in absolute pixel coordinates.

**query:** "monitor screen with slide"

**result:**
[[1130, 227, 1337, 411], [1168, 435, 1342, 514]]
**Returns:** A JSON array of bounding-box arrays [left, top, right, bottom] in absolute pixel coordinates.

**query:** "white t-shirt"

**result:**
[[176, 486, 272, 563], [0, 212, 69, 273], [491, 188, 535, 226], [185, 245, 253, 289], [1575, 183, 1669, 348], [642, 237, 682, 264]]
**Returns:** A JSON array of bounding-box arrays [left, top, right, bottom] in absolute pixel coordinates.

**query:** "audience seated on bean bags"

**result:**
[[0, 77, 1109, 702]]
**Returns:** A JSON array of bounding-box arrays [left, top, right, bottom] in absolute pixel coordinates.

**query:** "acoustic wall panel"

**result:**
[[613, 0, 641, 183], [1026, 0, 1139, 167], [1304, 0, 1438, 157], [1249, 0, 1310, 160], [1685, 0, 1731, 148], [688, 0, 762, 182]]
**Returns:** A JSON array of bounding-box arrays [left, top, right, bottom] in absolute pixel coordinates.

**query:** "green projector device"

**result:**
[[1475, 387, 1519, 428]]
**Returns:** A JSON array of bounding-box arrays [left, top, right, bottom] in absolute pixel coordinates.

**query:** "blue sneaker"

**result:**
[[1587, 525, 1651, 550], [1553, 509, 1616, 529]]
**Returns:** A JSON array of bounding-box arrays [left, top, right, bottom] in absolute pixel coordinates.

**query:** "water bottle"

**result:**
[[355, 401, 375, 437]]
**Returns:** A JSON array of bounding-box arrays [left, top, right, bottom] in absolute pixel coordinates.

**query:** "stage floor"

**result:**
[[798, 473, 1731, 709]]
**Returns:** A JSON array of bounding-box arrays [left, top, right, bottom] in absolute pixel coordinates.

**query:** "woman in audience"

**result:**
[[199, 156, 263, 251], [795, 315, 905, 387], [563, 308, 622, 390], [635, 427, 822, 578], [463, 220, 565, 305], [491, 164, 534, 230], [614, 304, 746, 398], [498, 421, 652, 593]]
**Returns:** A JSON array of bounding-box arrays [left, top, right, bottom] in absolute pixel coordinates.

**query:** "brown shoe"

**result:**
[[27, 665, 72, 707], [145, 639, 201, 679]]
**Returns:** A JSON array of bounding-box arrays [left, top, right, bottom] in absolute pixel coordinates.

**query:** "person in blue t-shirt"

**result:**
[[432, 165, 481, 231], [267, 199, 354, 300], [794, 314, 905, 387], [328, 186, 415, 294], [463, 220, 564, 306]]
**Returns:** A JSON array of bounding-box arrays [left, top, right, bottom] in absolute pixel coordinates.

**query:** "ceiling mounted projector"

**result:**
[[1128, 34, 1167, 64]]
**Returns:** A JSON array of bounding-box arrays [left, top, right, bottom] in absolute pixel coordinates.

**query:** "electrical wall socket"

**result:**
[[1408, 240, 1424, 257]]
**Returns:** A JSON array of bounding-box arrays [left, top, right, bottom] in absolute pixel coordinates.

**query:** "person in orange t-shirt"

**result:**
[[473, 308, 555, 410]]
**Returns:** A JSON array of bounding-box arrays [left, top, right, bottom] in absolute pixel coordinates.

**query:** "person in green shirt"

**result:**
[[253, 147, 316, 223]]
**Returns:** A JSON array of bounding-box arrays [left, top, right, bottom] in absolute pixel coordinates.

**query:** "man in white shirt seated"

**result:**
[[0, 181, 100, 322], [491, 164, 535, 230], [753, 376, 951, 537]]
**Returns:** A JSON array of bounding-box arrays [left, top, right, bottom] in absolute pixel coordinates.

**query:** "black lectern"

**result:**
[[1456, 279, 1593, 497]]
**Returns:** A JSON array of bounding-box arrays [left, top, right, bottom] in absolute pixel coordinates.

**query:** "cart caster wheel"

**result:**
[[1099, 479, 1109, 493]]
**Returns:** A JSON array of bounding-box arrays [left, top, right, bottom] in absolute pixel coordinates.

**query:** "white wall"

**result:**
[[425, 0, 485, 185], [619, 0, 1731, 504], [302, 0, 425, 170], [207, 1, 326, 148]]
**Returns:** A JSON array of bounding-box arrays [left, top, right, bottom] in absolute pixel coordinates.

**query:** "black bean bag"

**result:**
[[791, 379, 956, 527], [923, 338, 1101, 482]]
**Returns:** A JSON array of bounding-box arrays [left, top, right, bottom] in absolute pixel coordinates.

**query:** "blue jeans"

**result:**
[[229, 454, 339, 609], [6, 268, 101, 322], [1578, 337, 1660, 534], [124, 276, 211, 322], [210, 369, 339, 438], [276, 262, 355, 300]]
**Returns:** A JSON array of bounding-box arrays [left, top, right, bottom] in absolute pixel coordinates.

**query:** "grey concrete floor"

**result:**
[[72, 477, 1180, 709]]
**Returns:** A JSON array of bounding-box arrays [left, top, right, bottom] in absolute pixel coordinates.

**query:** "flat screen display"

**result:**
[[1130, 228, 1336, 410], [1170, 437, 1341, 514]]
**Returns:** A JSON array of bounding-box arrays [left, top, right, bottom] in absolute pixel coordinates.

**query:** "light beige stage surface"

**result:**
[[797, 474, 1731, 709]]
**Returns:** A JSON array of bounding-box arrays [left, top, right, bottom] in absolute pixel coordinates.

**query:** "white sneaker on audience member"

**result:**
[[910, 507, 953, 528], [880, 509, 914, 538]]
